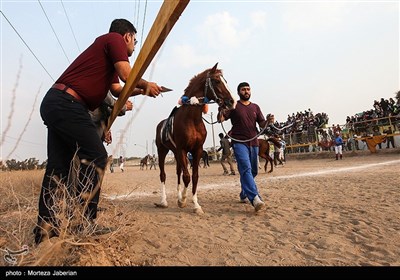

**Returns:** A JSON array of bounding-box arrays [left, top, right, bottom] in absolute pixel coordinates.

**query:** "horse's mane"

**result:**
[[184, 67, 223, 96]]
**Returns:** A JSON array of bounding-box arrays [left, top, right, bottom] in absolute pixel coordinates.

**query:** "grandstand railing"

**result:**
[[285, 115, 400, 152]]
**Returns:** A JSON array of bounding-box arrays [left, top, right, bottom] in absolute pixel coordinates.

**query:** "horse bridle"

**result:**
[[180, 72, 229, 109], [205, 72, 235, 110]]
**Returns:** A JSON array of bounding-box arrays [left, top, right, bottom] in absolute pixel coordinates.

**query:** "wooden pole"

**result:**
[[107, 0, 190, 130]]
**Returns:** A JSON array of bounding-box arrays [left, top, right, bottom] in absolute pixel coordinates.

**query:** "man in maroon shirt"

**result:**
[[219, 82, 268, 212], [34, 19, 162, 244]]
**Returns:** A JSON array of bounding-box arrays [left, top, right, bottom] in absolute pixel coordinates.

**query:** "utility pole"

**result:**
[[210, 112, 217, 160], [117, 130, 126, 157]]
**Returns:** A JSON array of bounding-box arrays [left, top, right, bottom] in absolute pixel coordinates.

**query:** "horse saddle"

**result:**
[[161, 106, 179, 147]]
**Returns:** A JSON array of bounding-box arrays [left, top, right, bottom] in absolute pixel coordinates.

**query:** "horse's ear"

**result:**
[[211, 62, 218, 73]]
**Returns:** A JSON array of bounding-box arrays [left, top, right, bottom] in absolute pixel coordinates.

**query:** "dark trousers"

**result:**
[[386, 137, 395, 148], [38, 89, 108, 227]]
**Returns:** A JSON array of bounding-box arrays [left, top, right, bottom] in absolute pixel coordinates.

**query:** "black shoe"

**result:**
[[33, 225, 59, 245]]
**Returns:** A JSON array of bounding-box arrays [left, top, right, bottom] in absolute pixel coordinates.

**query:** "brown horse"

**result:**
[[258, 136, 281, 173], [140, 154, 150, 170], [318, 139, 335, 151], [155, 63, 236, 214]]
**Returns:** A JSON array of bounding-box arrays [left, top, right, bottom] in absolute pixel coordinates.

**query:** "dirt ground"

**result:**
[[0, 149, 399, 267]]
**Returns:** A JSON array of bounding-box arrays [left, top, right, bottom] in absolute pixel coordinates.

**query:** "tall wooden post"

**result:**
[[107, 0, 190, 130]]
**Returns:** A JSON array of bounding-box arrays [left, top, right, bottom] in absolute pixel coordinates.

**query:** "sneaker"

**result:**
[[239, 197, 249, 204], [253, 196, 266, 212]]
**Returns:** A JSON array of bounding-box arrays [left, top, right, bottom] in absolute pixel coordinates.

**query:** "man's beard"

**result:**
[[239, 93, 250, 101]]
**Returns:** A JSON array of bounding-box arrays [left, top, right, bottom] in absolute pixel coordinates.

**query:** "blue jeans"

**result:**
[[232, 143, 262, 204]]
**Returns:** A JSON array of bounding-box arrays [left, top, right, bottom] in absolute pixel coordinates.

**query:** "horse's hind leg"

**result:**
[[177, 150, 193, 209], [263, 158, 268, 173], [268, 157, 274, 173], [154, 147, 169, 208]]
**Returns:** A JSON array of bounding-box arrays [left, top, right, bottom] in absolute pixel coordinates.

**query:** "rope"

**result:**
[[270, 122, 294, 132], [220, 121, 269, 143], [202, 116, 218, 125]]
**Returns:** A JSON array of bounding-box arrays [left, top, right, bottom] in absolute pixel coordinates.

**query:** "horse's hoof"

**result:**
[[154, 203, 168, 208], [178, 200, 186, 208], [194, 208, 204, 215]]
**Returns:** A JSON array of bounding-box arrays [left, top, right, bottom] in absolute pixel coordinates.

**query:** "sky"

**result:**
[[1, 0, 399, 162]]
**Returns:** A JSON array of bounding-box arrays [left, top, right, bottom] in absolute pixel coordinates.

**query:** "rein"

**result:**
[[204, 74, 223, 106], [202, 116, 219, 125], [219, 117, 293, 144]]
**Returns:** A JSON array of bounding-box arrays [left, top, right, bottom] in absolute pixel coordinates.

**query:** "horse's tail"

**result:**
[[267, 137, 281, 148]]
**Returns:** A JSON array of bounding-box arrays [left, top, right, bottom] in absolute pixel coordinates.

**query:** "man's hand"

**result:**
[[104, 130, 112, 145], [217, 107, 230, 123], [144, 81, 162, 98], [125, 100, 133, 111]]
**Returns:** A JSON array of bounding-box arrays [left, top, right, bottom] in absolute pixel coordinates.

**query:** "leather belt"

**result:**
[[51, 83, 85, 105]]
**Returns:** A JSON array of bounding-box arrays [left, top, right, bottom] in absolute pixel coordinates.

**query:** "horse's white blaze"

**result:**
[[219, 75, 236, 109], [192, 192, 201, 210], [160, 182, 167, 206]]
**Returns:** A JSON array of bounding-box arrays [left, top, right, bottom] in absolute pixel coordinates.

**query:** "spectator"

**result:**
[[149, 154, 157, 170], [118, 156, 125, 172], [217, 133, 236, 175], [384, 127, 396, 148], [334, 132, 344, 160]]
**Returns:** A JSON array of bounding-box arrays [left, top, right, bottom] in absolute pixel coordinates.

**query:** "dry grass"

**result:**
[[0, 158, 144, 266]]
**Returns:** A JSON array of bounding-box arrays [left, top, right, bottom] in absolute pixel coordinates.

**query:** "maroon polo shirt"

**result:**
[[224, 101, 266, 147], [56, 32, 129, 111]]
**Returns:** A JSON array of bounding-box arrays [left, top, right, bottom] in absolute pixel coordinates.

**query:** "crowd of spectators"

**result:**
[[345, 95, 400, 135], [265, 91, 400, 151]]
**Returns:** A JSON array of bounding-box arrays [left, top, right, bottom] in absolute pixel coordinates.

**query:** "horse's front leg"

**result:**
[[191, 153, 204, 214], [176, 159, 186, 208]]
